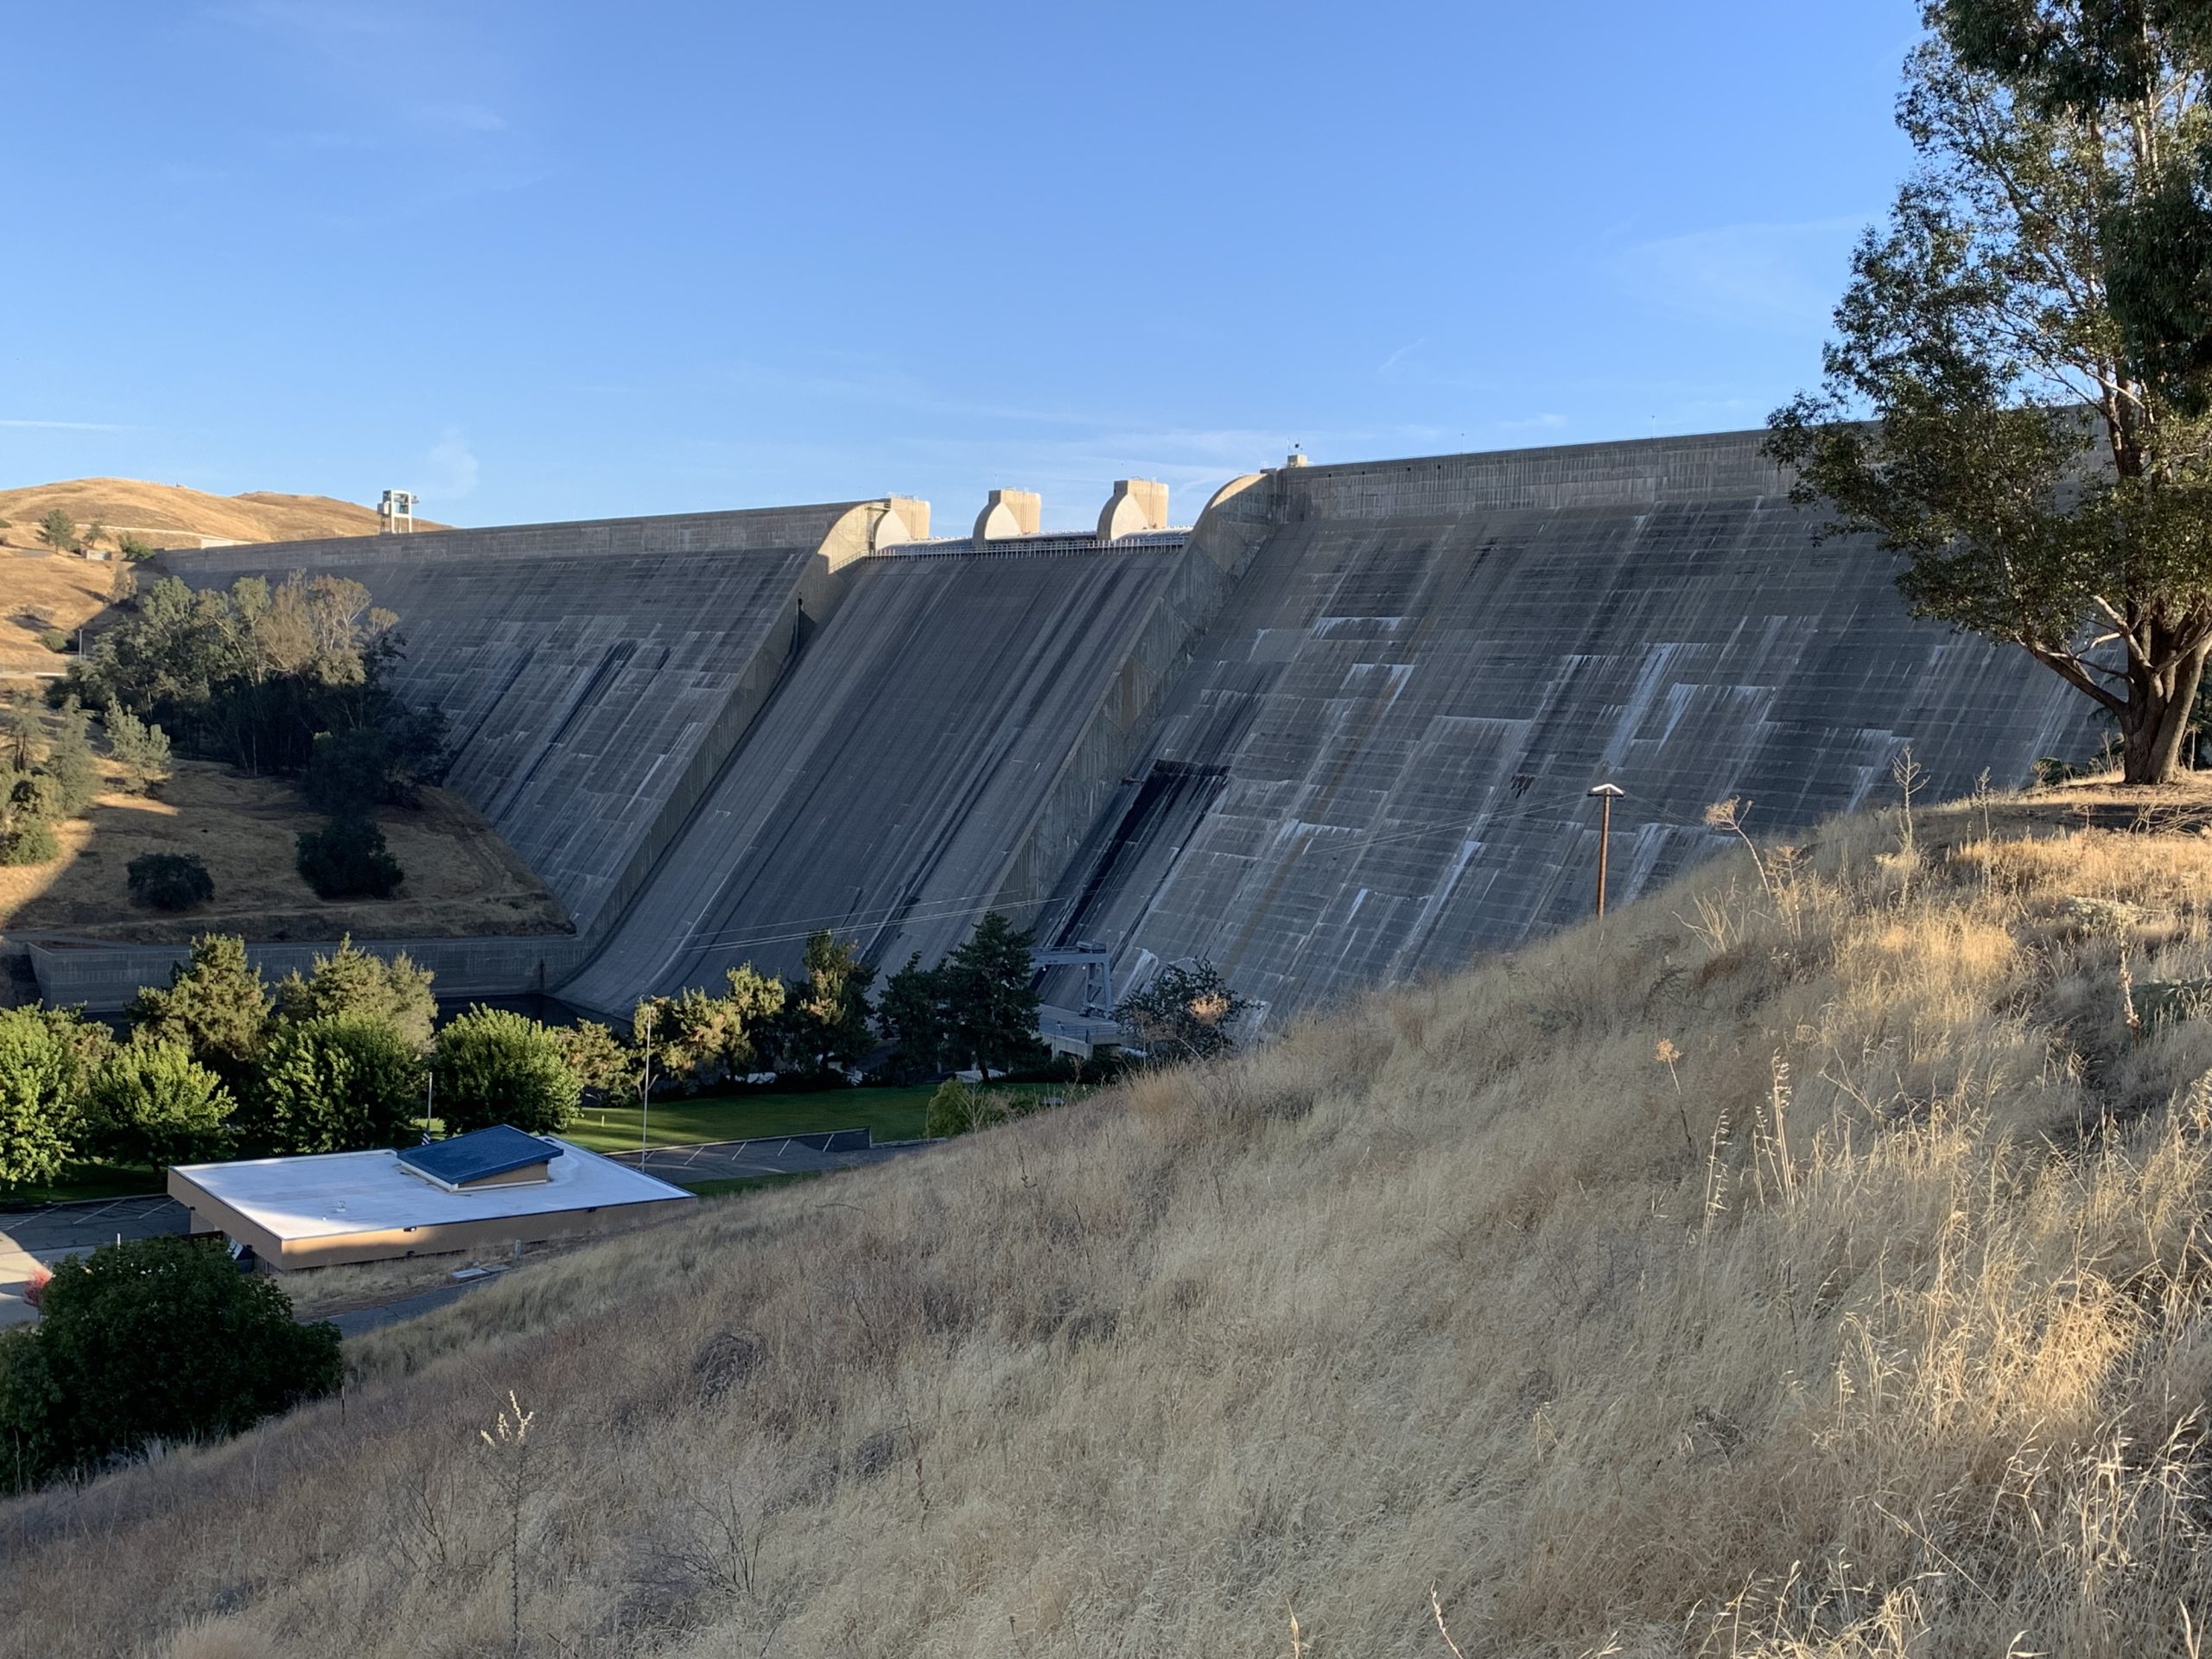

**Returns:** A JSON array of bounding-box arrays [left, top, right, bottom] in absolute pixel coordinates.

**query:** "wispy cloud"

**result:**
[[426, 428, 480, 499], [1615, 216, 1869, 333], [1376, 337, 1428, 377], [0, 417, 134, 432]]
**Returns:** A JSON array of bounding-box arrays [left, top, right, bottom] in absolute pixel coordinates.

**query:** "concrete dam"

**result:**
[[99, 430, 2090, 1027]]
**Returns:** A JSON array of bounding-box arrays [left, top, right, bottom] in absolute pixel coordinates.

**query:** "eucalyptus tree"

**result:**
[[1770, 1, 2212, 784]]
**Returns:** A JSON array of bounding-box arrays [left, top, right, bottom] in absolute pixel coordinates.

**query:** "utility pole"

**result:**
[[1588, 784, 1626, 918], [638, 1004, 654, 1164]]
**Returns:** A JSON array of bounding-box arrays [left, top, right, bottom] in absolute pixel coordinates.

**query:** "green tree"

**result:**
[[105, 708, 171, 793], [433, 1007, 580, 1136], [33, 508, 78, 556], [0, 1236, 340, 1494], [556, 1020, 631, 1108], [251, 1013, 423, 1154], [719, 963, 785, 1076], [0, 691, 39, 774], [0, 1007, 91, 1193], [943, 912, 1044, 1080], [41, 700, 99, 817], [779, 931, 875, 1077], [271, 936, 435, 1053], [303, 727, 392, 816], [115, 532, 155, 563], [877, 952, 950, 1081], [296, 813, 404, 899], [126, 934, 269, 1091], [125, 852, 213, 912], [1114, 958, 1253, 1065], [1769, 2, 2212, 785], [82, 1041, 233, 1167]]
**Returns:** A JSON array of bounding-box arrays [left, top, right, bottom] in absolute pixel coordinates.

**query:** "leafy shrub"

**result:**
[[38, 629, 67, 654], [83, 1040, 233, 1166], [115, 533, 154, 562], [0, 817, 59, 868], [126, 852, 213, 912], [0, 1236, 340, 1494], [0, 1006, 96, 1192], [251, 1013, 423, 1154], [296, 814, 403, 899], [1114, 958, 1253, 1064], [925, 1077, 982, 1137], [434, 1006, 582, 1135]]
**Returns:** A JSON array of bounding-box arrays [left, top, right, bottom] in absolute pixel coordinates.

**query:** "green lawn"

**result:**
[[2, 1159, 166, 1209], [563, 1084, 938, 1154]]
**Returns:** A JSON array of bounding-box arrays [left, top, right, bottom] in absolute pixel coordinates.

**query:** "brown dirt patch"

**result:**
[[0, 757, 567, 945]]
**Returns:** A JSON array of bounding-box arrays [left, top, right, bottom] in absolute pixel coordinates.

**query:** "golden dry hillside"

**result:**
[[0, 477, 447, 553], [0, 478, 447, 676], [10, 779, 2212, 1656]]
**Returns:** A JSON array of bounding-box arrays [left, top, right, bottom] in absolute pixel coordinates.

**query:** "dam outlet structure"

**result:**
[[40, 434, 2094, 1031]]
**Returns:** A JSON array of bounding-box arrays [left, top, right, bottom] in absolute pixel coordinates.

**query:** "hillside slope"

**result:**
[[0, 478, 447, 675], [8, 782, 2212, 1656], [0, 477, 447, 552]]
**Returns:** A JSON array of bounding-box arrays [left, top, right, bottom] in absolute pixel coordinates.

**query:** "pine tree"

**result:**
[[125, 935, 270, 1093], [944, 912, 1042, 1081], [877, 952, 950, 1081], [271, 937, 436, 1052]]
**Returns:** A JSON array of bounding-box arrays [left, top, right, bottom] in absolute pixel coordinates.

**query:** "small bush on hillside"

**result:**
[[38, 630, 67, 655], [0, 1236, 340, 1494], [296, 814, 403, 899], [925, 1077, 982, 1137], [126, 852, 213, 912], [0, 817, 59, 868], [116, 533, 154, 562]]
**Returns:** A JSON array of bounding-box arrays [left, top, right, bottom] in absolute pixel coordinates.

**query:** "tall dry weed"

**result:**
[[11, 790, 2212, 1656]]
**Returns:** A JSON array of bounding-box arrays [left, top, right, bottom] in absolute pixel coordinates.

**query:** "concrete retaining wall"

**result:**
[[29, 932, 587, 1014]]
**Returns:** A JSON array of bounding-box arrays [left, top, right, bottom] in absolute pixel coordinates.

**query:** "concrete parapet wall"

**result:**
[[1269, 429, 1794, 519], [28, 933, 587, 1014]]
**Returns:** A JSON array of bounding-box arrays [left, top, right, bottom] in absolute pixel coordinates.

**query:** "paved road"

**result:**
[[0, 1195, 189, 1328]]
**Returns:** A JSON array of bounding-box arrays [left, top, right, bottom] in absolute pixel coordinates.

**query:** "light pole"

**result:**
[[638, 1005, 654, 1163], [1588, 784, 1626, 918]]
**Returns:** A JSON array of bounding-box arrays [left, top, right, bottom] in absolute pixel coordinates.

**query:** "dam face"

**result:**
[[138, 433, 2095, 1027]]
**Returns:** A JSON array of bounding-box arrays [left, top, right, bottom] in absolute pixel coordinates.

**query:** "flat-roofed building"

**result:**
[[168, 1126, 696, 1271]]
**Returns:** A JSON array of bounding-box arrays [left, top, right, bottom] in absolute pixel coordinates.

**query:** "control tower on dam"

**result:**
[[1031, 431, 2099, 1020]]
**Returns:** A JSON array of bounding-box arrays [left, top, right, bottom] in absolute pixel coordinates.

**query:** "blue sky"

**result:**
[[3, 2, 1920, 531]]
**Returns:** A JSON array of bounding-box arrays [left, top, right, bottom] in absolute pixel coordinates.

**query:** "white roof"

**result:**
[[172, 1136, 694, 1243]]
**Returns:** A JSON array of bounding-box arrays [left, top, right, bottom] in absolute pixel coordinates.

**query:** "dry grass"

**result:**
[[0, 476, 445, 677], [0, 751, 567, 944], [13, 783, 2212, 1656]]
